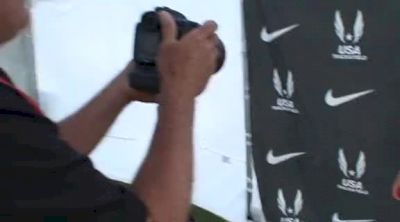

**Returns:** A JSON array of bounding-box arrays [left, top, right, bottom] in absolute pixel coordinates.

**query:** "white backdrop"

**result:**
[[31, 0, 246, 221]]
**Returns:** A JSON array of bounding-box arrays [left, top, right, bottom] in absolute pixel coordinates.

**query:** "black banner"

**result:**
[[244, 0, 400, 221]]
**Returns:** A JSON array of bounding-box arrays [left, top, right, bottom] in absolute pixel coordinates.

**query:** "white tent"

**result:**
[[28, 0, 251, 221]]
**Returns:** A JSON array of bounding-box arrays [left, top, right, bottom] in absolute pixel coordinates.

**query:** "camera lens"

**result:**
[[216, 39, 226, 72]]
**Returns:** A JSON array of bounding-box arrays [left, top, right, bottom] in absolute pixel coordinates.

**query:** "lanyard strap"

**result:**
[[0, 77, 43, 115]]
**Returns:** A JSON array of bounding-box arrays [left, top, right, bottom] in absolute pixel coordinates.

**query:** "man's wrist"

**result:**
[[157, 93, 195, 132], [159, 90, 196, 108], [110, 77, 134, 105]]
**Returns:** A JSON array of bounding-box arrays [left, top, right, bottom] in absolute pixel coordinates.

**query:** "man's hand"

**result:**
[[115, 60, 158, 103], [157, 11, 219, 102], [112, 11, 219, 105]]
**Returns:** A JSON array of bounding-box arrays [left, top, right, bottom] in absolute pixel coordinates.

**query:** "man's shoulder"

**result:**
[[0, 68, 44, 115]]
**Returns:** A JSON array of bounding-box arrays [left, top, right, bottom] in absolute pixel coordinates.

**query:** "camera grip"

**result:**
[[129, 65, 160, 94]]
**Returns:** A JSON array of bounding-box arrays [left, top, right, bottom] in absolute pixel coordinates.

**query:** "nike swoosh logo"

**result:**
[[325, 89, 375, 107], [260, 24, 299, 42], [266, 150, 306, 165], [332, 213, 375, 222]]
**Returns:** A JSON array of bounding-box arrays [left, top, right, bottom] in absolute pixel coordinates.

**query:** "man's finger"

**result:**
[[196, 20, 218, 39], [208, 34, 219, 45], [159, 11, 177, 43]]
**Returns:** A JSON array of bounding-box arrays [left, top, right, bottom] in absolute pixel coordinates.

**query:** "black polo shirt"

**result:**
[[0, 69, 147, 221]]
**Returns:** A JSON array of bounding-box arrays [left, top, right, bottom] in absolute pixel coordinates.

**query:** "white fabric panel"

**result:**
[[90, 137, 150, 183], [250, 162, 267, 222], [31, 0, 246, 221], [32, 0, 246, 160], [193, 149, 247, 222], [0, 31, 37, 97]]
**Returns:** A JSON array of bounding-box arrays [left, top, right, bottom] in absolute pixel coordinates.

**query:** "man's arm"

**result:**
[[59, 10, 218, 221], [134, 96, 195, 222], [58, 64, 155, 155], [132, 12, 218, 222]]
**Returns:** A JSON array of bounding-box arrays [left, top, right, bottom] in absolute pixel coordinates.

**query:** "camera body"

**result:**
[[130, 7, 225, 93]]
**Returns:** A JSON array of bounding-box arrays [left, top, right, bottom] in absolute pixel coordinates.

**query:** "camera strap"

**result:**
[[0, 76, 43, 115]]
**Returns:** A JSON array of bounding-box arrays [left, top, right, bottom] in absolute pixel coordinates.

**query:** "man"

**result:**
[[0, 0, 220, 221]]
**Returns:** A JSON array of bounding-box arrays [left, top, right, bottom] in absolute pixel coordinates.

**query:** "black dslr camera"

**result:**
[[129, 7, 226, 93]]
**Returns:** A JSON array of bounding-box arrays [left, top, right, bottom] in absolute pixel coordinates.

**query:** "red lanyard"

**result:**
[[0, 77, 43, 115]]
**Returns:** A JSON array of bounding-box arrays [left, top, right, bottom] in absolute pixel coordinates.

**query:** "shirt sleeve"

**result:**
[[0, 80, 148, 221]]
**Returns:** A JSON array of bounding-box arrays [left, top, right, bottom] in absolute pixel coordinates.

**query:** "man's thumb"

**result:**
[[159, 11, 177, 42]]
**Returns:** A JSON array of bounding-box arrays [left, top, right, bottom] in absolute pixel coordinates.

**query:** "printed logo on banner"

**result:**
[[325, 89, 375, 107], [271, 69, 299, 114], [337, 149, 369, 195], [260, 24, 300, 43], [266, 150, 306, 165], [332, 10, 368, 61], [332, 213, 375, 222], [277, 189, 303, 222]]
